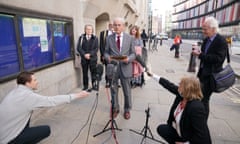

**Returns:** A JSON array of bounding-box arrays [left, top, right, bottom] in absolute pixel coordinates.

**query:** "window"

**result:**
[[53, 21, 71, 62], [18, 17, 53, 70], [0, 7, 74, 82], [0, 14, 20, 78]]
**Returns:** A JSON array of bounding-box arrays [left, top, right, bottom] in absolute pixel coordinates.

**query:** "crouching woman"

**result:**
[[149, 73, 211, 144]]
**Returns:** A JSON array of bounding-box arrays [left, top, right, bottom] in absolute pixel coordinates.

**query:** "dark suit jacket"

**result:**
[[100, 30, 109, 57], [197, 34, 227, 80], [159, 77, 212, 144], [77, 34, 98, 64]]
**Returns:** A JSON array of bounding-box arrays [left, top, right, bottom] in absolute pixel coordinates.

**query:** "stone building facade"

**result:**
[[0, 0, 148, 100]]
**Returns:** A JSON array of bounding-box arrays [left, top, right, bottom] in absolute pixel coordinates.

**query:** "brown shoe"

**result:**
[[112, 110, 119, 118], [124, 111, 130, 120]]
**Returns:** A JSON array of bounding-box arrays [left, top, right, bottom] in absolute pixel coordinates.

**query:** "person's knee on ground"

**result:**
[[9, 125, 51, 144], [34, 125, 51, 143], [157, 124, 177, 144]]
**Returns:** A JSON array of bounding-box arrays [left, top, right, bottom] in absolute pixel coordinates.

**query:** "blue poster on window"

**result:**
[[0, 14, 20, 78], [18, 17, 53, 70]]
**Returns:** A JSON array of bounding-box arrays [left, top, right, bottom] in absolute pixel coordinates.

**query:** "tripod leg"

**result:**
[[93, 120, 112, 137], [147, 127, 154, 139], [140, 136, 146, 144], [93, 119, 122, 137], [129, 107, 166, 144], [140, 126, 146, 134], [103, 120, 111, 130], [112, 119, 121, 131]]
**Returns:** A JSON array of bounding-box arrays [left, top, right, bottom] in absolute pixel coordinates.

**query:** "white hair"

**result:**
[[204, 16, 219, 32], [113, 17, 125, 24]]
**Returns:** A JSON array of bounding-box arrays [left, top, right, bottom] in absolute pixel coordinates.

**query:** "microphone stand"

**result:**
[[93, 61, 122, 137], [130, 107, 165, 144]]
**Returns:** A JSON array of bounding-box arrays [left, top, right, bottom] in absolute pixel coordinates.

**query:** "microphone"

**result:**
[[106, 60, 118, 80], [91, 64, 103, 91], [96, 64, 103, 81]]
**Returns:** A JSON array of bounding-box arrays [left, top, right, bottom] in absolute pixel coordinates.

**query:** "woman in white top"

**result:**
[[148, 73, 211, 144]]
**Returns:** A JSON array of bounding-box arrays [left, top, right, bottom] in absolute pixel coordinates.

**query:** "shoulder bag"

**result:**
[[211, 47, 236, 93]]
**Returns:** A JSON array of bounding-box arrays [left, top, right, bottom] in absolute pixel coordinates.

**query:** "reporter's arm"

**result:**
[[148, 72, 179, 94], [71, 91, 89, 100], [146, 71, 160, 82]]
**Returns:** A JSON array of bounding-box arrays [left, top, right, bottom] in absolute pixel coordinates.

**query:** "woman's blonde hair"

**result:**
[[180, 76, 203, 101]]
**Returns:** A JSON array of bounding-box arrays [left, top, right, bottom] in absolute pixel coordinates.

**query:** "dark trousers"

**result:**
[[104, 63, 110, 85], [157, 124, 186, 144], [81, 61, 97, 89], [175, 44, 180, 58], [200, 77, 213, 119], [8, 122, 50, 144], [143, 40, 147, 47]]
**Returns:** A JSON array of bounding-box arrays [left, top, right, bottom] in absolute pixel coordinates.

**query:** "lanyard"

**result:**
[[174, 101, 186, 119]]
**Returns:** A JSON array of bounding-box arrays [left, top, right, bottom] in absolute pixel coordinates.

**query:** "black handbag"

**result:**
[[211, 48, 236, 93]]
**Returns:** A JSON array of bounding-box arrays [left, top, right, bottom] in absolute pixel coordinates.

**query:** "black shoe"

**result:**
[[118, 84, 121, 88], [87, 88, 92, 92], [91, 86, 98, 91], [82, 87, 88, 90]]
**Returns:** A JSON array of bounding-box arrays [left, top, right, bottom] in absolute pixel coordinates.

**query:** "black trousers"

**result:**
[[81, 61, 97, 89], [200, 76, 213, 119], [157, 124, 186, 144], [174, 44, 180, 58], [142, 39, 147, 47], [8, 121, 50, 144], [104, 63, 111, 85]]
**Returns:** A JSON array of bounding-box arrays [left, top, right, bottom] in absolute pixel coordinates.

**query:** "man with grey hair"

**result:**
[[77, 24, 98, 91], [192, 16, 228, 118], [104, 17, 136, 120]]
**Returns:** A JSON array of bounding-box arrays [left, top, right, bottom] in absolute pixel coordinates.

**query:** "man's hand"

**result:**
[[121, 57, 129, 63], [192, 49, 201, 56], [146, 71, 153, 77], [75, 91, 89, 98], [84, 53, 91, 60]]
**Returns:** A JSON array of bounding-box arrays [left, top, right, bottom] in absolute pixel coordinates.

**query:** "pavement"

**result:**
[[32, 40, 240, 144]]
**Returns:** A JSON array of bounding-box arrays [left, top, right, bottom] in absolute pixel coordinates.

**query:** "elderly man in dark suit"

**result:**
[[100, 21, 114, 87], [104, 17, 136, 120], [192, 16, 228, 118], [77, 24, 98, 91]]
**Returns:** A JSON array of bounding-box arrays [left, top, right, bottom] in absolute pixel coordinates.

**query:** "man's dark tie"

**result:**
[[204, 38, 211, 54], [117, 35, 120, 51]]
